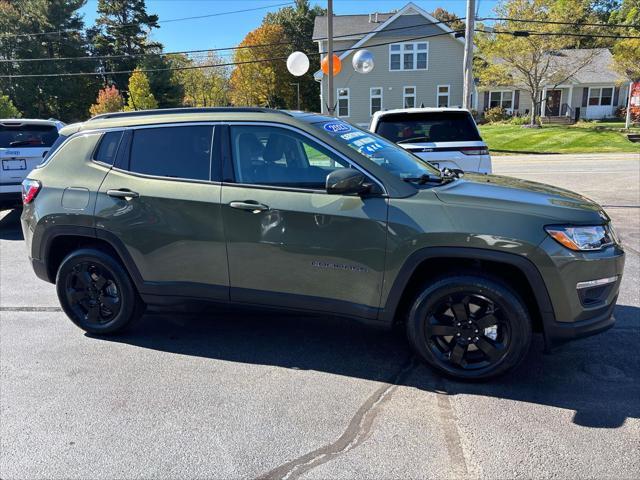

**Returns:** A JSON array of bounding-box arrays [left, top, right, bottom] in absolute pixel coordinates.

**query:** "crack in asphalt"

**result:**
[[257, 357, 417, 480], [0, 306, 62, 312], [435, 381, 470, 479]]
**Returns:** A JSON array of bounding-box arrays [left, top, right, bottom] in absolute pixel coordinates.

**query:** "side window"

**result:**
[[129, 125, 213, 181], [93, 131, 123, 165], [229, 125, 350, 189]]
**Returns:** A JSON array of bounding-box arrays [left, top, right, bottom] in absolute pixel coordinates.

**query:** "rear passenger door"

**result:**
[[95, 123, 229, 302]]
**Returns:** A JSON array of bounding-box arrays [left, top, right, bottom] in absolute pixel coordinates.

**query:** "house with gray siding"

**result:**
[[312, 2, 466, 127], [477, 49, 629, 121]]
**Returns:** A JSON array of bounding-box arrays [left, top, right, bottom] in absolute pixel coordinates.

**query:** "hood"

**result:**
[[433, 173, 608, 224]]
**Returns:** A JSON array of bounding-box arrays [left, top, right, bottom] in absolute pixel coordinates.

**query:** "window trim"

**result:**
[[222, 121, 387, 196], [370, 87, 383, 117], [587, 86, 614, 107], [389, 42, 429, 71], [337, 88, 350, 118], [403, 86, 416, 109], [488, 90, 514, 110], [436, 85, 450, 108], [96, 122, 223, 185]]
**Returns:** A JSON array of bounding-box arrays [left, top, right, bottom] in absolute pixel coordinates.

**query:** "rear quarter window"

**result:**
[[93, 131, 123, 166], [375, 112, 481, 143]]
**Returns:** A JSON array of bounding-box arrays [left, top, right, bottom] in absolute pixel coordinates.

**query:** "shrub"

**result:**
[[510, 115, 529, 126], [484, 106, 509, 123]]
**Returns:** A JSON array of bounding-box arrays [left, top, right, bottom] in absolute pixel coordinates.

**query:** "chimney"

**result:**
[[375, 12, 379, 22], [369, 13, 373, 23]]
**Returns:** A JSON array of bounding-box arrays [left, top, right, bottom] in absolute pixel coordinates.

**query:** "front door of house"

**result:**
[[545, 90, 561, 116]]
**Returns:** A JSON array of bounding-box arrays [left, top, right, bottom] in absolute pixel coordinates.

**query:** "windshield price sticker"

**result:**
[[340, 131, 365, 141], [323, 122, 352, 133]]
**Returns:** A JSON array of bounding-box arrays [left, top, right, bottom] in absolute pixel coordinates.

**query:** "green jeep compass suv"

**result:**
[[21, 108, 625, 380]]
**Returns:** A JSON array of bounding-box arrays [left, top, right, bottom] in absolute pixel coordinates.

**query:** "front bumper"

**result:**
[[534, 237, 625, 350]]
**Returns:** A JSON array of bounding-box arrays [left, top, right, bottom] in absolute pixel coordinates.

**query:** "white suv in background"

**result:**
[[369, 108, 492, 174], [1, 118, 63, 208]]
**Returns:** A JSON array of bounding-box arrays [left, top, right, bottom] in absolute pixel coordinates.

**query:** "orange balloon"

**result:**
[[321, 54, 342, 76]]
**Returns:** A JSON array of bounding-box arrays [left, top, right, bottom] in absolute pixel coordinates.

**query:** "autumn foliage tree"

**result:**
[[125, 69, 158, 111], [173, 53, 230, 107], [230, 24, 293, 108], [89, 85, 124, 116]]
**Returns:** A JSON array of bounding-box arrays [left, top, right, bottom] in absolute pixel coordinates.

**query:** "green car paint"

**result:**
[[21, 108, 625, 350]]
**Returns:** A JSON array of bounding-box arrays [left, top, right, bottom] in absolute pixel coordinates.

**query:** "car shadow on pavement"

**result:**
[[0, 208, 23, 240], [91, 302, 640, 430]]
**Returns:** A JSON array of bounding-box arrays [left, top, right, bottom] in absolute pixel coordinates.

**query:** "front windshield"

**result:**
[[315, 120, 441, 180]]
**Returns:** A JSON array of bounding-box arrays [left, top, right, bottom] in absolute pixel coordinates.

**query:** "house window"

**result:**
[[588, 87, 613, 106], [370, 87, 383, 116], [337, 88, 350, 117], [390, 42, 428, 71], [489, 90, 513, 109], [403, 86, 416, 108], [437, 85, 450, 108]]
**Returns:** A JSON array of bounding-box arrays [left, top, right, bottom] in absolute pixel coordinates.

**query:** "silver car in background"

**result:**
[[369, 108, 492, 174], [1, 118, 63, 208]]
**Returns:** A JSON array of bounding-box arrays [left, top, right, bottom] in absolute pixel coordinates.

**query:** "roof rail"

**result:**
[[88, 107, 289, 121]]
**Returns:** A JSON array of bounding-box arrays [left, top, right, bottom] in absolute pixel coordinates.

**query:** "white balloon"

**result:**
[[352, 49, 375, 74], [287, 51, 310, 76]]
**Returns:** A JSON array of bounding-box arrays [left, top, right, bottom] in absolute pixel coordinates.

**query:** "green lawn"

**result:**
[[479, 123, 640, 154]]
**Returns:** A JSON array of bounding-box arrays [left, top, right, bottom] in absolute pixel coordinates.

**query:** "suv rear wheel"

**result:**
[[55, 248, 145, 334], [406, 274, 532, 380]]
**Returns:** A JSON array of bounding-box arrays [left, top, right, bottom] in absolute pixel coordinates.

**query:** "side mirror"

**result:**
[[326, 168, 371, 195]]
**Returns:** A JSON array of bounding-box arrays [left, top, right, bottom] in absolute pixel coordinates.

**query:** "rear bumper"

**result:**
[[0, 189, 21, 205]]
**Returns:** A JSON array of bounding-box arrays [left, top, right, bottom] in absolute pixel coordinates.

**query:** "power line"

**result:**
[[478, 28, 640, 40], [0, 2, 295, 39], [0, 17, 467, 64], [0, 29, 465, 79], [480, 17, 640, 30]]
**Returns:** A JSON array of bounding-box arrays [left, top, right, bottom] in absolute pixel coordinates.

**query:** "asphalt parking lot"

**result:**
[[1, 153, 639, 479]]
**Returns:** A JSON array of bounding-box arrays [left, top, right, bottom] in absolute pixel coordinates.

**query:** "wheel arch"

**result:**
[[381, 247, 556, 337]]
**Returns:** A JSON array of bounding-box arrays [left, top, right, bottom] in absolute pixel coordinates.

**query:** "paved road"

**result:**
[[1, 154, 638, 479]]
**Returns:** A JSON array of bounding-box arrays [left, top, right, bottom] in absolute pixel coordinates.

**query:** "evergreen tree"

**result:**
[[0, 92, 21, 118], [88, 0, 161, 91], [137, 54, 184, 108]]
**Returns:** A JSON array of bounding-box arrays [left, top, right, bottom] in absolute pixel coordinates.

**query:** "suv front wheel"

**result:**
[[406, 274, 532, 380], [56, 248, 145, 334]]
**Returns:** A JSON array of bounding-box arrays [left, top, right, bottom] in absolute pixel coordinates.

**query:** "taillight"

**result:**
[[459, 147, 490, 156], [21, 179, 41, 204]]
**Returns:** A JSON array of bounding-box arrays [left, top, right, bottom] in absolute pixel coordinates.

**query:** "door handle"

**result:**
[[107, 189, 139, 199], [229, 201, 269, 213]]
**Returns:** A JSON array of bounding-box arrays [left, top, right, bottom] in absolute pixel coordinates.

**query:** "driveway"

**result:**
[[1, 154, 638, 479]]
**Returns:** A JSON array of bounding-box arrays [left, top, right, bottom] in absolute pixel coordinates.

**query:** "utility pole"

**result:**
[[327, 0, 335, 116], [290, 82, 300, 110], [625, 80, 633, 129], [462, 0, 475, 110]]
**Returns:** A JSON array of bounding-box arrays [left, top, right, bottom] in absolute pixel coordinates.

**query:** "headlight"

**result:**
[[545, 225, 615, 251]]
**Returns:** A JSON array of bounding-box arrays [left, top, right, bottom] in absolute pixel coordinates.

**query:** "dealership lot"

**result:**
[[1, 154, 638, 479]]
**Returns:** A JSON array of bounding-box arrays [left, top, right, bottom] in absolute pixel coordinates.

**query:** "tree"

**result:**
[[0, 0, 98, 121], [610, 0, 640, 80], [477, 0, 601, 125], [263, 0, 326, 111], [174, 53, 230, 107], [137, 54, 184, 108], [431, 7, 465, 32], [0, 92, 21, 118], [125, 68, 157, 111], [230, 24, 293, 107], [89, 85, 124, 116], [88, 0, 161, 90]]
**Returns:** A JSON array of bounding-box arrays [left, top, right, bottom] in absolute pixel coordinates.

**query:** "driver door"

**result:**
[[221, 123, 388, 320]]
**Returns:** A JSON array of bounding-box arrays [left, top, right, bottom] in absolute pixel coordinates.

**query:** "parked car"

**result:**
[[1, 118, 64, 209], [370, 108, 492, 174], [21, 108, 624, 380]]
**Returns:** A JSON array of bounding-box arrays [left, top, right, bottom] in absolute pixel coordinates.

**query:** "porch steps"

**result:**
[[541, 116, 574, 125]]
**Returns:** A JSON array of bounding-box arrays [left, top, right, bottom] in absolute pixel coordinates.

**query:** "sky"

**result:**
[[79, 0, 498, 53]]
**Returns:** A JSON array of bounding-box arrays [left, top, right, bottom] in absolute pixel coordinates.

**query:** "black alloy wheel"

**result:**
[[56, 248, 145, 334], [406, 274, 532, 380]]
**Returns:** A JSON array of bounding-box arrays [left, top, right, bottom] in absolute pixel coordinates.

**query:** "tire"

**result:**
[[406, 274, 532, 381], [55, 248, 145, 335]]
